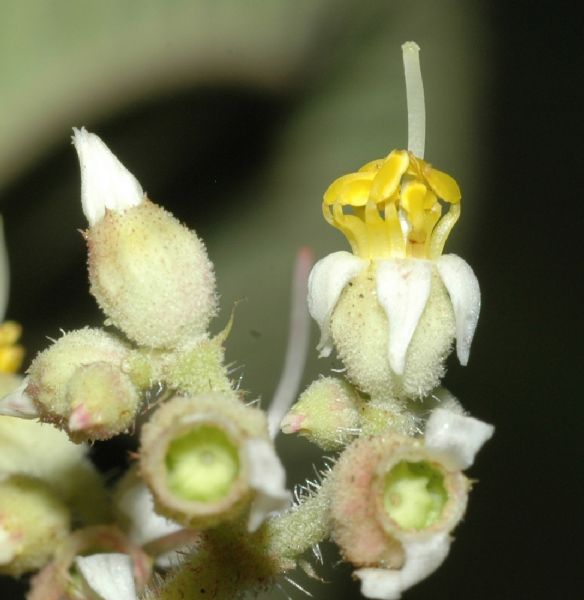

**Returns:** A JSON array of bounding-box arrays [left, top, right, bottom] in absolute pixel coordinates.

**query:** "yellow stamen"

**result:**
[[0, 321, 25, 374], [369, 150, 409, 204], [322, 150, 461, 260]]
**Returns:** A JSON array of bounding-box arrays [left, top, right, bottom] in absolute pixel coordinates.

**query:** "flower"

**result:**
[[139, 392, 290, 532], [307, 44, 480, 400], [311, 148, 480, 362], [330, 408, 494, 599]]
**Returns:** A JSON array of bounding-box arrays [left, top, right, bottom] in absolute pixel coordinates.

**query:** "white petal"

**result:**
[[76, 553, 137, 600], [116, 480, 182, 546], [72, 128, 144, 227], [355, 534, 451, 600], [0, 525, 16, 565], [436, 254, 480, 365], [0, 216, 9, 322], [376, 259, 432, 375], [425, 408, 494, 470], [0, 378, 38, 418], [243, 438, 291, 532], [307, 251, 366, 357]]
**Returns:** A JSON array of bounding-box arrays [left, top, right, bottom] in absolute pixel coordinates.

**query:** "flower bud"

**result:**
[[330, 265, 455, 400], [140, 393, 266, 529], [86, 199, 217, 348], [66, 362, 140, 442], [26, 328, 135, 440], [0, 474, 70, 576], [281, 377, 360, 450]]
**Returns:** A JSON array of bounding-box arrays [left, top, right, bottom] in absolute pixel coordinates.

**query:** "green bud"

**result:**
[[87, 199, 217, 349], [26, 328, 130, 430], [66, 362, 140, 442], [281, 377, 360, 450]]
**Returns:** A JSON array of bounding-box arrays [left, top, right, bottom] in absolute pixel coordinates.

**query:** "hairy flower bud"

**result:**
[[86, 198, 217, 349], [73, 128, 217, 350], [66, 362, 140, 442], [0, 474, 70, 576], [281, 377, 360, 450], [26, 328, 136, 440]]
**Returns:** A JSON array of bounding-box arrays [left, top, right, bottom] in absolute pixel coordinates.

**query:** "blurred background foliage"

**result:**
[[0, 1, 579, 599]]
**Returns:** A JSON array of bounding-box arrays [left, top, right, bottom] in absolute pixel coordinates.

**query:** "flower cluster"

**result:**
[[0, 41, 492, 600]]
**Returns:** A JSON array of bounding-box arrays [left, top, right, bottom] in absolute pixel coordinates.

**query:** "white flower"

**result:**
[[308, 149, 480, 378], [72, 128, 144, 226]]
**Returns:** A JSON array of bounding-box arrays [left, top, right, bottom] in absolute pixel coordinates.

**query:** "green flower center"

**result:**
[[382, 460, 447, 530], [165, 425, 240, 503]]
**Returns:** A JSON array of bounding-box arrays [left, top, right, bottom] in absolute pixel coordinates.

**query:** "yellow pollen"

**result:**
[[0, 321, 25, 374], [322, 150, 461, 260]]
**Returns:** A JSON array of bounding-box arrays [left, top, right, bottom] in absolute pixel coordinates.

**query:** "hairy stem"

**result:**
[[146, 477, 331, 600]]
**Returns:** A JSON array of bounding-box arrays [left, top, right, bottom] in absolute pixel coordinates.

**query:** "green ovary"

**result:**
[[383, 460, 447, 530], [165, 425, 240, 503]]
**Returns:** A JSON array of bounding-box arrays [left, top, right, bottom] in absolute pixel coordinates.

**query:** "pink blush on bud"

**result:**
[[68, 405, 93, 432], [280, 413, 305, 434]]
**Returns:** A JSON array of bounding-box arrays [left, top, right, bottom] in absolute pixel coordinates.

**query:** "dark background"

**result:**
[[0, 1, 581, 599]]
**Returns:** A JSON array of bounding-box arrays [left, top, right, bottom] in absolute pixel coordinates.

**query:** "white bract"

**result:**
[[425, 407, 495, 470], [244, 438, 291, 532], [0, 378, 37, 418], [76, 553, 137, 600], [116, 478, 182, 547], [356, 534, 450, 600]]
